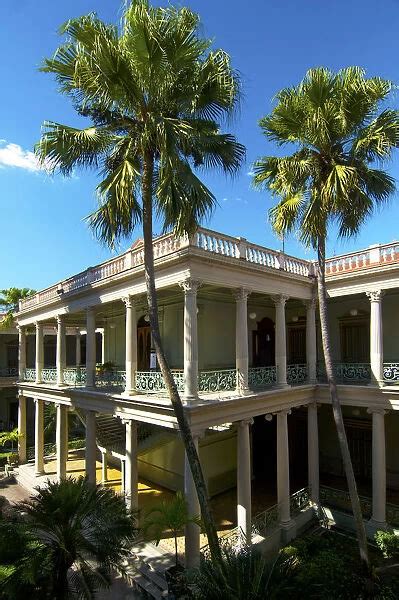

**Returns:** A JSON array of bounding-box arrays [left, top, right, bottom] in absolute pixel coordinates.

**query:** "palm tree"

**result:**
[[253, 67, 399, 569], [143, 491, 202, 567], [36, 0, 244, 565], [10, 477, 138, 599], [0, 288, 35, 329]]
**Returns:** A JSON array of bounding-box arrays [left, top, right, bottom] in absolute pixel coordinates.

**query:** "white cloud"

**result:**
[[0, 141, 46, 172]]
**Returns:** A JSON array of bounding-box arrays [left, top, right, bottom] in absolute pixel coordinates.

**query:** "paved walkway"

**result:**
[[0, 477, 30, 503]]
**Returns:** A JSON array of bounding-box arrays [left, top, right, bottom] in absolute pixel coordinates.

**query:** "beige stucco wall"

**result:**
[[137, 428, 237, 496]]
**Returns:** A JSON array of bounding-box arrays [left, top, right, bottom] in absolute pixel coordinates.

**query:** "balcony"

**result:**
[[0, 368, 18, 377], [21, 364, 309, 393]]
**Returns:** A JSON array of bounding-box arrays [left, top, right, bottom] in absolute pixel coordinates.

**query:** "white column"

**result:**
[[85, 410, 97, 483], [180, 279, 201, 400], [277, 409, 291, 524], [34, 398, 45, 475], [234, 289, 251, 394], [368, 408, 387, 526], [86, 308, 96, 388], [35, 322, 44, 384], [305, 299, 317, 383], [307, 402, 319, 504], [124, 420, 138, 510], [18, 326, 26, 380], [101, 451, 108, 483], [366, 291, 384, 385], [120, 459, 126, 494], [75, 329, 81, 366], [56, 403, 68, 480], [101, 329, 105, 364], [272, 295, 289, 386], [124, 297, 138, 395], [17, 395, 27, 463], [184, 432, 201, 569], [56, 315, 66, 386], [237, 419, 253, 543]]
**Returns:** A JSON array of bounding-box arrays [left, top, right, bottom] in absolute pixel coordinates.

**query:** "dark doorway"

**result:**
[[345, 420, 372, 482], [252, 317, 275, 366], [252, 415, 277, 482], [137, 316, 151, 371], [289, 410, 308, 489]]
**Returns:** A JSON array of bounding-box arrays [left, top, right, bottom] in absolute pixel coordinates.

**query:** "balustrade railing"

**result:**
[[198, 369, 237, 392], [248, 366, 277, 389], [317, 362, 371, 384], [0, 368, 18, 377], [287, 364, 308, 385], [27, 437, 86, 461]]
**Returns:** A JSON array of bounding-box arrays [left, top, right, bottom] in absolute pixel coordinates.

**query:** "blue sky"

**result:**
[[1, 0, 399, 290]]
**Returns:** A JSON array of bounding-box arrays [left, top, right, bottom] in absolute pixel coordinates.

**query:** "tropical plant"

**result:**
[[375, 531, 399, 561], [36, 0, 244, 565], [0, 288, 36, 329], [253, 66, 399, 569], [0, 429, 20, 449], [1, 477, 138, 599], [143, 491, 201, 567], [193, 545, 298, 599]]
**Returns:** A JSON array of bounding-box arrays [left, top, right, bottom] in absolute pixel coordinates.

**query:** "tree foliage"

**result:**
[[0, 288, 35, 330]]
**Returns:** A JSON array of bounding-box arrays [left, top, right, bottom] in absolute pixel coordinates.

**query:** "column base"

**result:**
[[236, 386, 252, 396], [280, 519, 296, 543], [35, 469, 45, 476], [122, 389, 137, 397], [276, 382, 290, 389], [367, 518, 387, 536]]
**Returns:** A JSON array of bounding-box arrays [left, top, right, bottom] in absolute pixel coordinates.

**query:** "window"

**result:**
[[340, 316, 369, 362]]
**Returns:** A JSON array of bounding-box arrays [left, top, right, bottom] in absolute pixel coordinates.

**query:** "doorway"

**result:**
[[252, 317, 275, 366], [137, 316, 151, 371]]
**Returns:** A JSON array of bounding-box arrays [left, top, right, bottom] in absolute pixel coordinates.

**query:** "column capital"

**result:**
[[232, 288, 252, 302], [276, 408, 292, 417], [179, 278, 202, 295], [75, 327, 81, 336], [238, 418, 254, 428], [121, 417, 138, 427], [35, 321, 43, 330], [123, 295, 138, 309], [86, 305, 95, 314], [366, 290, 385, 303], [56, 314, 65, 325], [303, 297, 317, 310], [367, 407, 389, 416], [17, 324, 25, 333], [271, 294, 289, 307]]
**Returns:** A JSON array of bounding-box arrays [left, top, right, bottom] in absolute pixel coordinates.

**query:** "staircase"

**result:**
[[74, 409, 170, 459]]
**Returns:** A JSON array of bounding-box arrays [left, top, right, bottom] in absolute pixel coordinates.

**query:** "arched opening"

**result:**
[[252, 317, 275, 367], [137, 315, 151, 371]]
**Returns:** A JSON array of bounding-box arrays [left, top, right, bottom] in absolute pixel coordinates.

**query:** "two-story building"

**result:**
[[13, 228, 399, 566], [0, 315, 19, 431]]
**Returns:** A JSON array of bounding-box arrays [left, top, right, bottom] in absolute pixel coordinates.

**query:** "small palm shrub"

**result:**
[[375, 531, 399, 560], [0, 477, 138, 599]]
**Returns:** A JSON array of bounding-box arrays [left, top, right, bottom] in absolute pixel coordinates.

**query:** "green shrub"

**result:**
[[375, 531, 399, 560]]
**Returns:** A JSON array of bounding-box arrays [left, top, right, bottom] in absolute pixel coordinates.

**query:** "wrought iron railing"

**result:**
[[41, 368, 57, 383], [317, 362, 371, 384], [27, 437, 86, 461], [248, 366, 277, 389], [251, 503, 280, 537], [201, 526, 244, 560], [23, 368, 36, 381], [287, 364, 308, 385], [63, 367, 86, 386], [95, 369, 126, 387], [135, 370, 184, 393], [198, 369, 237, 392], [290, 486, 311, 515], [320, 485, 399, 527], [383, 363, 399, 383], [0, 367, 18, 377]]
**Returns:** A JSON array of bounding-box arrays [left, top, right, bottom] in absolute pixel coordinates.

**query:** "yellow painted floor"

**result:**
[[43, 451, 240, 556]]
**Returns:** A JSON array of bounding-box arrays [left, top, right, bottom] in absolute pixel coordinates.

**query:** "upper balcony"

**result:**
[[17, 228, 399, 318], [17, 227, 313, 317]]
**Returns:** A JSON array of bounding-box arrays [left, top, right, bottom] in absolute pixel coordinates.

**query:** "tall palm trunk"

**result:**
[[141, 151, 223, 568], [317, 236, 370, 569]]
